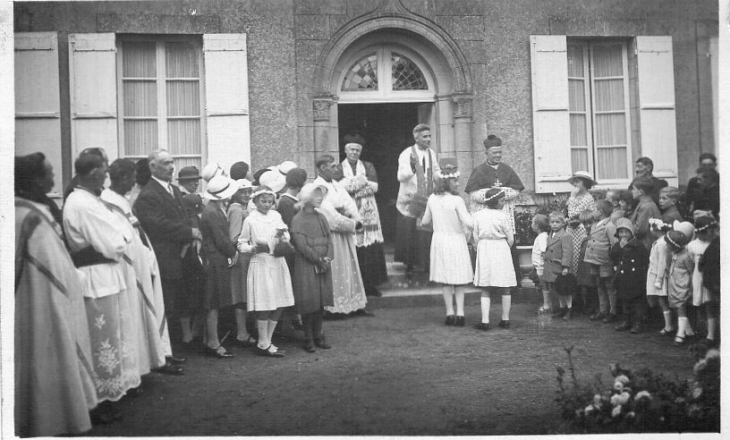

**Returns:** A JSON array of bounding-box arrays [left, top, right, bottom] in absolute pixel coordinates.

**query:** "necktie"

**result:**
[[422, 155, 428, 180], [168, 185, 174, 197]]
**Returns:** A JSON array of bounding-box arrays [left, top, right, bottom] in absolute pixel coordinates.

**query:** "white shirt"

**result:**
[[151, 175, 174, 195]]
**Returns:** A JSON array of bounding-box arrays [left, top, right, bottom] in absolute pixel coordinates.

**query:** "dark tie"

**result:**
[[422, 155, 428, 180]]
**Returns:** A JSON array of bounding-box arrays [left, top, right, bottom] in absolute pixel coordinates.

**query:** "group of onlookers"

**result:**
[[14, 134, 719, 436], [529, 153, 721, 351]]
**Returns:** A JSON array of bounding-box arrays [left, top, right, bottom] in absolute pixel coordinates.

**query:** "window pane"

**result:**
[[567, 44, 585, 77], [124, 120, 158, 155], [168, 119, 200, 156], [595, 113, 627, 145], [123, 81, 157, 117], [165, 42, 199, 78], [342, 53, 378, 91], [122, 42, 156, 77], [570, 114, 588, 146], [571, 148, 590, 173], [569, 79, 586, 112], [593, 44, 623, 77], [392, 52, 428, 90], [594, 79, 625, 112], [167, 81, 200, 117], [596, 147, 628, 180]]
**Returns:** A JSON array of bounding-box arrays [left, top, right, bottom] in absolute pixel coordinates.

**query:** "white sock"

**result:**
[[542, 290, 551, 309], [558, 295, 566, 308], [455, 286, 466, 316], [566, 295, 573, 308], [677, 317, 687, 338], [707, 317, 717, 340], [257, 320, 269, 349], [480, 296, 491, 324], [662, 311, 672, 330], [442, 285, 455, 316], [501, 295, 511, 321]]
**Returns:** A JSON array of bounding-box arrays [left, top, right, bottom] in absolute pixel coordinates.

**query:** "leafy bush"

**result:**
[[513, 194, 569, 246], [555, 346, 720, 434]]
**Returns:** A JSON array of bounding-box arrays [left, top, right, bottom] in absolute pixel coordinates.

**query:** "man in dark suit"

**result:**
[[135, 150, 201, 363], [632, 157, 668, 206]]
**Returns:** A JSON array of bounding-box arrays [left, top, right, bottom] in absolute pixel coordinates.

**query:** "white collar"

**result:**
[[151, 175, 172, 190]]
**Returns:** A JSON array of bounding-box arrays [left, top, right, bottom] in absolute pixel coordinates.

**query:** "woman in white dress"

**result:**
[[421, 158, 473, 327], [472, 188, 516, 331], [237, 186, 295, 357]]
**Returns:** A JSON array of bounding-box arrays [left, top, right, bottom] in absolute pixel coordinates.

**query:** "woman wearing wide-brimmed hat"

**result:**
[[200, 176, 241, 358], [566, 171, 597, 278]]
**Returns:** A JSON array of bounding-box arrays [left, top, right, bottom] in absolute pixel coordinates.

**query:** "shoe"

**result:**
[[537, 306, 552, 314], [445, 315, 455, 326], [473, 323, 491, 331], [314, 337, 331, 349], [615, 321, 631, 331], [352, 309, 375, 317], [673, 335, 686, 346], [455, 316, 465, 327], [304, 342, 316, 353], [630, 321, 643, 334], [235, 336, 258, 348], [590, 312, 606, 321], [659, 327, 675, 336], [603, 314, 618, 324], [552, 308, 566, 318], [255, 344, 285, 357], [204, 345, 234, 358], [154, 362, 185, 376], [498, 320, 510, 329], [563, 309, 572, 321], [166, 355, 187, 364]]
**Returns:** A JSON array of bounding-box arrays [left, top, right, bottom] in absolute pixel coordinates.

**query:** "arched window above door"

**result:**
[[338, 46, 434, 103]]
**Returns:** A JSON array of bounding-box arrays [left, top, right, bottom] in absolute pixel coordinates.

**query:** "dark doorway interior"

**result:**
[[338, 103, 421, 243]]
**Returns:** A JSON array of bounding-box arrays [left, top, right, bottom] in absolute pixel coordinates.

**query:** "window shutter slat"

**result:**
[[69, 33, 119, 162], [636, 36, 678, 186], [15, 32, 63, 194], [530, 35, 573, 193], [203, 34, 250, 167]]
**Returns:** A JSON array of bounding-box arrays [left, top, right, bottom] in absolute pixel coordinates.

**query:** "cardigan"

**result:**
[[542, 228, 573, 283]]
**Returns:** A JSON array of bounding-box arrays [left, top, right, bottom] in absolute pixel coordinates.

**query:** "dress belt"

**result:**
[[71, 246, 115, 268]]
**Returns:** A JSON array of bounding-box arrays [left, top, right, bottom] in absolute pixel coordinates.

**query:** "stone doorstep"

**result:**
[[368, 286, 542, 309]]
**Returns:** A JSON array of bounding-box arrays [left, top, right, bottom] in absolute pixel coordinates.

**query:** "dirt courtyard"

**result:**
[[87, 299, 698, 436]]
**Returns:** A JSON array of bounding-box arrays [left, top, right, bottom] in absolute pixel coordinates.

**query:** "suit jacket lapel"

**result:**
[[151, 178, 184, 214]]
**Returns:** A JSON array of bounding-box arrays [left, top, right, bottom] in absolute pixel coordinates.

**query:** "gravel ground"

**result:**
[[87, 301, 698, 436]]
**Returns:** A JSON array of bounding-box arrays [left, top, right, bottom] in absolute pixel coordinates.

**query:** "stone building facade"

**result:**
[[15, 0, 718, 225]]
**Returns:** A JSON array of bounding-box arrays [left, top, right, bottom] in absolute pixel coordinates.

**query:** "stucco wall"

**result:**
[[15, 0, 718, 187]]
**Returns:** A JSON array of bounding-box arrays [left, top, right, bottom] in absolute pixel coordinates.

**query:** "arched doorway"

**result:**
[[312, 8, 474, 250]]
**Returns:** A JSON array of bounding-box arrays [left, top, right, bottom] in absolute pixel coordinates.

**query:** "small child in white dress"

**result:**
[[237, 186, 295, 358], [472, 188, 516, 331], [646, 218, 673, 335], [687, 215, 718, 341], [421, 158, 473, 327]]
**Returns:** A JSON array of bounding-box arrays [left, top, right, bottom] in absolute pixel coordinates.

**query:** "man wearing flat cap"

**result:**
[[465, 135, 525, 285]]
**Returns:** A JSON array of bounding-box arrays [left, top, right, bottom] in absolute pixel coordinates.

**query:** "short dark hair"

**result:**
[[413, 124, 430, 136], [636, 157, 654, 172], [483, 188, 505, 208], [699, 152, 717, 163], [532, 214, 550, 233], [135, 158, 151, 186], [595, 199, 613, 217], [109, 159, 136, 183], [74, 150, 106, 177], [618, 190, 635, 209], [15, 152, 47, 196], [631, 177, 654, 195], [315, 155, 335, 169]]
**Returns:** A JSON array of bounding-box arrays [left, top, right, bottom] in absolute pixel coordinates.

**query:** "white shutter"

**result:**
[[68, 33, 119, 163], [203, 34, 250, 169], [15, 32, 63, 194], [530, 35, 573, 194], [636, 36, 678, 186]]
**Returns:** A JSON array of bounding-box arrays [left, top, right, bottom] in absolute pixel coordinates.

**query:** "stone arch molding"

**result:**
[[313, 0, 473, 97]]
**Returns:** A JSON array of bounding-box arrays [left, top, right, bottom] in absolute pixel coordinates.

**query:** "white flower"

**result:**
[[94, 314, 106, 330], [612, 405, 622, 418], [611, 394, 621, 406], [705, 349, 720, 360], [615, 374, 630, 385], [613, 381, 624, 392], [585, 404, 595, 415], [627, 411, 636, 419], [692, 387, 703, 399], [617, 392, 630, 405], [593, 394, 603, 406], [635, 390, 652, 401]]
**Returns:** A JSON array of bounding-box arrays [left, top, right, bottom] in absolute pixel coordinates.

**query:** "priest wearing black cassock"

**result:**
[[465, 135, 525, 286]]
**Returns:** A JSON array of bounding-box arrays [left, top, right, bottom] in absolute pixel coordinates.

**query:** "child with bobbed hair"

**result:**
[[543, 211, 574, 319], [531, 214, 551, 314], [615, 189, 635, 221], [659, 186, 683, 224], [585, 199, 619, 322], [421, 158, 473, 327], [472, 188, 516, 330], [646, 218, 674, 335], [666, 221, 696, 346]]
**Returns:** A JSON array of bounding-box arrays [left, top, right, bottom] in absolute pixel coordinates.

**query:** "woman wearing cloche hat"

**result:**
[[199, 176, 241, 358]]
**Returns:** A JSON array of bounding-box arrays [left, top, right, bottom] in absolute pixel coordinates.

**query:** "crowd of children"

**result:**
[[530, 174, 721, 348]]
